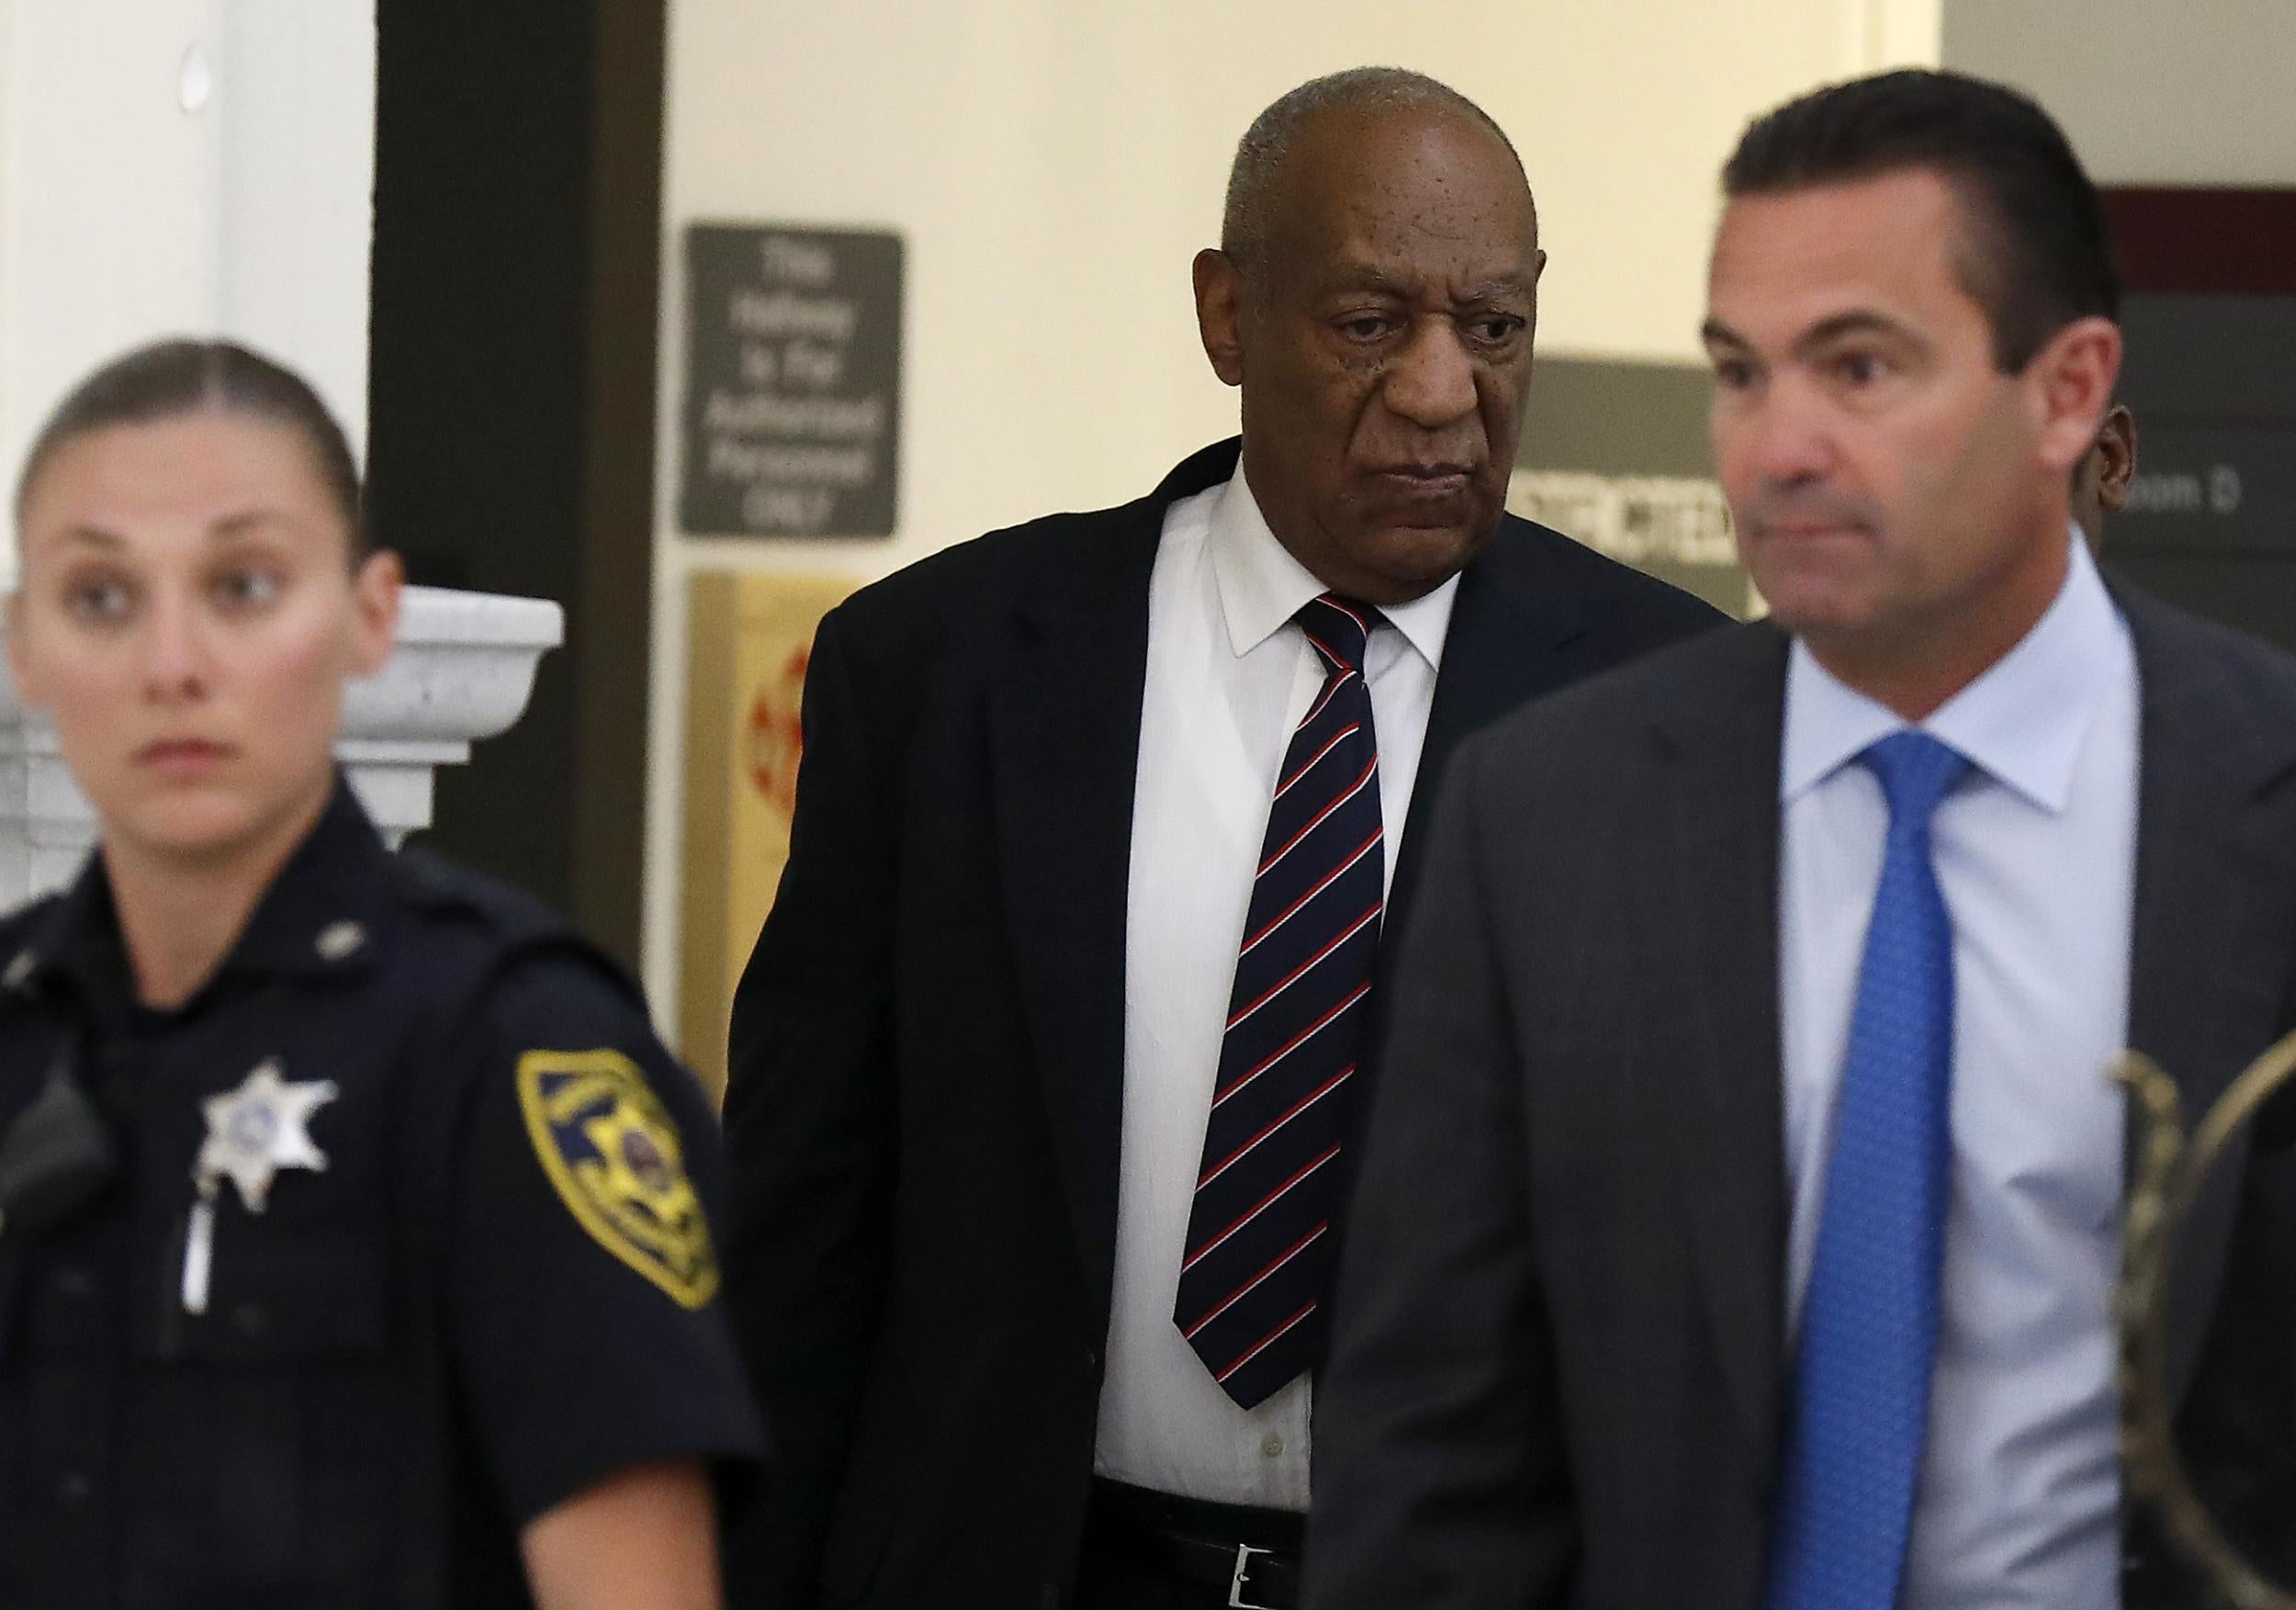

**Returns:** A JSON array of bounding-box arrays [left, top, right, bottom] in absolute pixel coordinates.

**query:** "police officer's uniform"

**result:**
[[0, 782, 764, 1607]]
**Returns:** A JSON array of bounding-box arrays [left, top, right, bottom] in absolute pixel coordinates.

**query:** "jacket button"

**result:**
[[53, 1267, 94, 1298], [231, 1302, 271, 1337], [56, 1472, 92, 1505]]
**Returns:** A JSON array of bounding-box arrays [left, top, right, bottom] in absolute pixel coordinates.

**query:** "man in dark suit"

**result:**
[[718, 66, 1718, 1610], [1306, 68, 2296, 1610]]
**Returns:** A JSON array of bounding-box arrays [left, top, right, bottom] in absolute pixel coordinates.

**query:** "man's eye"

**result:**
[[1834, 351, 1887, 386], [211, 568, 283, 611], [1710, 357, 1756, 391], [1336, 314, 1393, 342], [1469, 315, 1525, 345]]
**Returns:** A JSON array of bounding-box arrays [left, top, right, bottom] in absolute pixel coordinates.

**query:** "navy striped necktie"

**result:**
[[1175, 592, 1386, 1408]]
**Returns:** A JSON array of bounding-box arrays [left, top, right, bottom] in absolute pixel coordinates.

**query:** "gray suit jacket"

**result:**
[[1304, 585, 2296, 1609]]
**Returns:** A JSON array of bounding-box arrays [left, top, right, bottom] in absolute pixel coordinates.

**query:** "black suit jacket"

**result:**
[[718, 439, 1723, 1608], [1304, 585, 2296, 1610]]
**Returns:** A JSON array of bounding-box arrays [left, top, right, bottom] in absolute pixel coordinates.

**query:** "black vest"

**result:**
[[0, 845, 631, 1609]]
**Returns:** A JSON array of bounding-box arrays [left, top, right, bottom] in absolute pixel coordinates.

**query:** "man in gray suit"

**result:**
[[1305, 69, 2296, 1610]]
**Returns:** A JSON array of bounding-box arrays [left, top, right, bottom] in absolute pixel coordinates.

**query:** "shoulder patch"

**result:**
[[514, 1049, 720, 1309]]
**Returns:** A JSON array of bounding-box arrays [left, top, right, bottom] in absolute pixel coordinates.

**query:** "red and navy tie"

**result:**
[[1175, 593, 1385, 1408]]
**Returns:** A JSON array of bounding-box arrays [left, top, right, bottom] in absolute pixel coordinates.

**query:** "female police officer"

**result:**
[[0, 339, 761, 1607]]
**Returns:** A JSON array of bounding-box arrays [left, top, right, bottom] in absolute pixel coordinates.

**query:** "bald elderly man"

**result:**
[[718, 67, 1718, 1610]]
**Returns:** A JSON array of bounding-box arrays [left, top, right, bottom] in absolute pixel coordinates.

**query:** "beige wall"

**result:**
[[641, 0, 1946, 1009], [1944, 0, 2296, 184]]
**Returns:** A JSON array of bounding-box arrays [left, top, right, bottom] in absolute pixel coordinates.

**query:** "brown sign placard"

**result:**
[[681, 223, 902, 537], [1512, 355, 1753, 618]]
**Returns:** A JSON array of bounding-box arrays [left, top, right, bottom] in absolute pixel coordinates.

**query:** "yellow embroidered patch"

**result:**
[[515, 1049, 720, 1310]]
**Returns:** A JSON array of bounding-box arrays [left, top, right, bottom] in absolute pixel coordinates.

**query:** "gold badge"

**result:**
[[515, 1049, 719, 1309]]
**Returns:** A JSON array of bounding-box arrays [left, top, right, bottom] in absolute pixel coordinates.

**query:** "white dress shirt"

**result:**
[[1778, 534, 2136, 1606], [1094, 472, 1458, 1509]]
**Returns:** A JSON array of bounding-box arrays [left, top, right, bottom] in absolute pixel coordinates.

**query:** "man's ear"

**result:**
[[2094, 403, 2138, 514], [1193, 248, 1246, 388], [2030, 314, 2122, 478]]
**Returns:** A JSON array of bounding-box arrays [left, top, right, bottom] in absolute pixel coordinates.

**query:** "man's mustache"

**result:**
[[1736, 489, 1881, 537]]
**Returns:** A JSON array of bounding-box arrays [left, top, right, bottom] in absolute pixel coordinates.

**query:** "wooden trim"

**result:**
[[2104, 187, 2296, 297]]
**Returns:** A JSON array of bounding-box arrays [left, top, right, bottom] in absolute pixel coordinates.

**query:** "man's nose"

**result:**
[[1381, 319, 1480, 431], [1736, 378, 1838, 490]]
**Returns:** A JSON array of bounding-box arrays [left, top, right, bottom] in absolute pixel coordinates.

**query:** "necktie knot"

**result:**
[[1297, 594, 1379, 677], [1859, 730, 1972, 839]]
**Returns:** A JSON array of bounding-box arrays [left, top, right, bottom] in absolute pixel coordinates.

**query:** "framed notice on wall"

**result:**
[[681, 223, 903, 537], [1507, 356, 1756, 620], [679, 569, 857, 1094]]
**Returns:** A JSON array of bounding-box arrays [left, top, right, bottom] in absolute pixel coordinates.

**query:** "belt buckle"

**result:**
[[1228, 1542, 1276, 1610]]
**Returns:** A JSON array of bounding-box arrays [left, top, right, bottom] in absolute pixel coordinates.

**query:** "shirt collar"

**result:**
[[1206, 469, 1458, 670], [1781, 533, 2128, 814], [6, 775, 396, 1013], [219, 778, 397, 976]]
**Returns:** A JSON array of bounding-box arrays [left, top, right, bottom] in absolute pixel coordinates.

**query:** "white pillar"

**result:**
[[0, 1, 569, 902], [0, 0, 377, 580]]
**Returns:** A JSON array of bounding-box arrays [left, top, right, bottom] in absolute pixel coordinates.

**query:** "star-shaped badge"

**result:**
[[195, 1059, 339, 1213]]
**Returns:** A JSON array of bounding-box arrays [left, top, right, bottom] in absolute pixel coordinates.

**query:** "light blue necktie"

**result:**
[[1764, 730, 1972, 1610]]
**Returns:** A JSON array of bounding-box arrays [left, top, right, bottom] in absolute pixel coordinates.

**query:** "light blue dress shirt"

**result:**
[[1778, 534, 2137, 1608]]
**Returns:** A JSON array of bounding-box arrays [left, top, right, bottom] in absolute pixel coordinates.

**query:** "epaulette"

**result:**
[[386, 849, 650, 1016], [388, 847, 571, 951], [0, 892, 64, 948], [0, 891, 69, 998]]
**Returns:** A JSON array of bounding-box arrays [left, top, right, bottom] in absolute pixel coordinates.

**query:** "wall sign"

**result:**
[[2106, 287, 2296, 653], [1510, 357, 1754, 618], [681, 223, 902, 537]]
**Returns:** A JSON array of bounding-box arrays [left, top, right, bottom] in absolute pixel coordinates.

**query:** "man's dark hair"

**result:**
[[1722, 68, 2118, 372], [16, 337, 366, 555], [1222, 67, 1526, 274]]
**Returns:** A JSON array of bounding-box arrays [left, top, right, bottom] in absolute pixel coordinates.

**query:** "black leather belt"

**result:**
[[1086, 1479, 1306, 1609]]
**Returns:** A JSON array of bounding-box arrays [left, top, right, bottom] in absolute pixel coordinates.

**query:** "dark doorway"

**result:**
[[2099, 188, 2296, 657], [366, 0, 667, 972]]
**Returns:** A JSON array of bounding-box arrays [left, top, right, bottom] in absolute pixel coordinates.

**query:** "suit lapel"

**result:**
[[986, 445, 1241, 1306], [1632, 593, 2296, 1466], [1519, 587, 2296, 1479], [2118, 592, 2296, 1405], [1351, 524, 1636, 1172], [1651, 625, 1792, 1464], [987, 530, 1154, 1306], [1386, 521, 1615, 934]]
